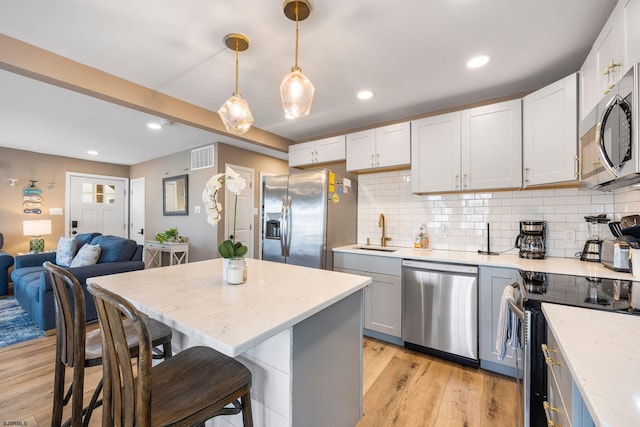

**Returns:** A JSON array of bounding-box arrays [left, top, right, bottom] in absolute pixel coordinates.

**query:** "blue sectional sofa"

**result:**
[[11, 232, 144, 332], [0, 233, 15, 296]]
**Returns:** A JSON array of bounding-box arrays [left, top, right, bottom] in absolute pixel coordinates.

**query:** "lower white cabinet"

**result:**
[[545, 326, 596, 427], [333, 252, 402, 339], [478, 266, 519, 377]]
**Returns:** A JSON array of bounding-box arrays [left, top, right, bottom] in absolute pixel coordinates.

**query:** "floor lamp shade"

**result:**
[[23, 219, 52, 253]]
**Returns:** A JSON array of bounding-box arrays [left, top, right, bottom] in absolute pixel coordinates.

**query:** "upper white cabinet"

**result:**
[[411, 112, 462, 193], [346, 122, 411, 172], [462, 100, 522, 191], [411, 99, 522, 193], [580, 0, 640, 120], [523, 73, 578, 187], [288, 135, 345, 167], [623, 0, 640, 69], [595, 3, 625, 98]]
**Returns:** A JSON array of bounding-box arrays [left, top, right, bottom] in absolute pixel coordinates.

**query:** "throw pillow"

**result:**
[[55, 237, 77, 267], [70, 244, 101, 268]]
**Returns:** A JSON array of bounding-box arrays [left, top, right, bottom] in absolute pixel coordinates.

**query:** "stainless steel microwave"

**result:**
[[579, 63, 638, 190]]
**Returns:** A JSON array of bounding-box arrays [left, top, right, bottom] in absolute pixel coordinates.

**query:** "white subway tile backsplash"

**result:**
[[357, 171, 640, 258]]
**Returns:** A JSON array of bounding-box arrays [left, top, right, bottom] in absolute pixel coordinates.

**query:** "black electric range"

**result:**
[[519, 270, 640, 315]]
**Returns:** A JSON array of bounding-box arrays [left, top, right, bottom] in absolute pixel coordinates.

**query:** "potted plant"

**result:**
[[202, 167, 248, 281]]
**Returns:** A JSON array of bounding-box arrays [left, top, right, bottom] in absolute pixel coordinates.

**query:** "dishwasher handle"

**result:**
[[402, 259, 478, 275]]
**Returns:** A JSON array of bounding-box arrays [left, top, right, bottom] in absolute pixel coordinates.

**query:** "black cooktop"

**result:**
[[519, 270, 640, 315]]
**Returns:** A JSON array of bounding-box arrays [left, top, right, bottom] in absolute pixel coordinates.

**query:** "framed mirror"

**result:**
[[162, 174, 188, 216]]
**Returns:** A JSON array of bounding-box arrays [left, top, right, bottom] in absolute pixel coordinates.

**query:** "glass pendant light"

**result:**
[[218, 33, 254, 135], [280, 0, 315, 119]]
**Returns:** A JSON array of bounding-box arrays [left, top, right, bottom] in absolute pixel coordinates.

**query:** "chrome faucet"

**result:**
[[379, 213, 391, 247]]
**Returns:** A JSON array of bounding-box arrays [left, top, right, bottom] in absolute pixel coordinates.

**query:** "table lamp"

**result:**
[[23, 219, 52, 253]]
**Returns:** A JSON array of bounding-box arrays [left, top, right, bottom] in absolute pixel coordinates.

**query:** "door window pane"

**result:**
[[82, 183, 117, 204]]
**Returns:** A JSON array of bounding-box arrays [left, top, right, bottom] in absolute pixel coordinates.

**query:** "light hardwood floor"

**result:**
[[0, 333, 518, 426]]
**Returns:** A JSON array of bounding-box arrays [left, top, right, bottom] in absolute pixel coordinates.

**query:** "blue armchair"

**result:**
[[11, 233, 144, 332], [0, 233, 15, 296]]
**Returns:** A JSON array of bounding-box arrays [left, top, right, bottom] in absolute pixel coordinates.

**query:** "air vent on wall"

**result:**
[[191, 145, 215, 170]]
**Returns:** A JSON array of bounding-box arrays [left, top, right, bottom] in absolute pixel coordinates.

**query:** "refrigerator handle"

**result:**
[[285, 196, 292, 257], [280, 196, 287, 257]]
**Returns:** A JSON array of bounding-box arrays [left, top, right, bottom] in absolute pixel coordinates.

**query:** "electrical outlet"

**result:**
[[194, 205, 201, 214], [564, 229, 576, 243]]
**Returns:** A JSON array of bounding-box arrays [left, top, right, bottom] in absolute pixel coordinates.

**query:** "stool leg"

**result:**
[[241, 391, 253, 427], [51, 360, 65, 427]]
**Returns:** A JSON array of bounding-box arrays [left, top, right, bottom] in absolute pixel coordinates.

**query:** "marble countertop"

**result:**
[[87, 258, 370, 357], [334, 244, 636, 280], [542, 303, 640, 426]]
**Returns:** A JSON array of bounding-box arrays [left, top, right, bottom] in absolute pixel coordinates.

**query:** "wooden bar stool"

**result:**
[[44, 262, 173, 427], [87, 282, 253, 427]]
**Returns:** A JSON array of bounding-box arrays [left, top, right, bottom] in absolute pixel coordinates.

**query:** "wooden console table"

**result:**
[[144, 241, 189, 268]]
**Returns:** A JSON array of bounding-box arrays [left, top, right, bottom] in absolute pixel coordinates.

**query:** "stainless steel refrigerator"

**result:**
[[262, 169, 357, 270]]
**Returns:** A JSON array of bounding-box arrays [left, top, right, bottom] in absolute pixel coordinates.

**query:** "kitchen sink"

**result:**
[[354, 245, 398, 252]]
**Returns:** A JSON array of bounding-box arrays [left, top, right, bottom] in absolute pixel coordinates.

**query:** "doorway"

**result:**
[[224, 164, 254, 258], [66, 172, 129, 238]]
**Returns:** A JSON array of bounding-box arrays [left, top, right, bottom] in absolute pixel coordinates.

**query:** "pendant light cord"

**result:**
[[294, 4, 300, 71], [235, 39, 239, 95]]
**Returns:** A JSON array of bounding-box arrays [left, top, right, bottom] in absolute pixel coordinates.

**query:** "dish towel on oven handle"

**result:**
[[496, 285, 520, 360]]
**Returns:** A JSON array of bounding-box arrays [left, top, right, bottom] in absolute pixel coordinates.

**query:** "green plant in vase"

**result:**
[[202, 166, 248, 258]]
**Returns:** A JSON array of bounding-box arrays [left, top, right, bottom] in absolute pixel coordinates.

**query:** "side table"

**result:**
[[144, 241, 189, 268]]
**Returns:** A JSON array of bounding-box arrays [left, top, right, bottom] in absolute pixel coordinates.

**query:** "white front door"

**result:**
[[224, 164, 254, 258], [130, 177, 145, 244], [66, 172, 128, 238]]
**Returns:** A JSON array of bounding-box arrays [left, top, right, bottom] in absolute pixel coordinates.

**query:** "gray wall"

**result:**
[[130, 142, 289, 262]]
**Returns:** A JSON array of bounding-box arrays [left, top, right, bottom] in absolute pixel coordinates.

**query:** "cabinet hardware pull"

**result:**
[[541, 344, 561, 366], [604, 69, 610, 75], [455, 174, 460, 188], [463, 173, 468, 188], [574, 156, 580, 178], [543, 401, 561, 427], [370, 154, 374, 167], [376, 153, 380, 166]]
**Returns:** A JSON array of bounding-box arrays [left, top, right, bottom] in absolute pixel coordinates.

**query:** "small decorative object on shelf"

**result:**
[[202, 166, 249, 283]]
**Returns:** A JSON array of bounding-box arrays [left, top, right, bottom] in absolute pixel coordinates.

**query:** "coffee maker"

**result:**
[[515, 220, 547, 259]]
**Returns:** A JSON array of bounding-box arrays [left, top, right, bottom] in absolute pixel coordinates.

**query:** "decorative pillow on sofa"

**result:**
[[70, 244, 101, 268], [55, 237, 77, 267]]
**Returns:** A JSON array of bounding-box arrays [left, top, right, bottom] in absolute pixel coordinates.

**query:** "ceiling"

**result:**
[[0, 0, 617, 166]]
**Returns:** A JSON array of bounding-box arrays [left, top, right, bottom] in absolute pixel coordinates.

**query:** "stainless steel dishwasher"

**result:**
[[402, 260, 478, 367]]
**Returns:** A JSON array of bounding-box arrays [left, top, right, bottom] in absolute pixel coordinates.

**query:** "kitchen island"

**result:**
[[543, 303, 640, 426], [87, 258, 370, 427]]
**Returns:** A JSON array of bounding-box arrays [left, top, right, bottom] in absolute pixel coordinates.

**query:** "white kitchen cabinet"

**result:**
[[545, 326, 596, 427], [412, 99, 521, 193], [346, 122, 410, 172], [623, 0, 640, 69], [411, 112, 462, 193], [580, 0, 630, 120], [478, 266, 519, 377], [462, 99, 522, 190], [579, 48, 598, 121], [288, 135, 345, 167], [333, 252, 402, 340], [523, 73, 578, 187]]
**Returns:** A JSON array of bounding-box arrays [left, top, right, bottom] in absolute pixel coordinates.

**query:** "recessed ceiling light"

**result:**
[[147, 122, 162, 130], [357, 90, 374, 100], [87, 150, 98, 156], [466, 54, 491, 69]]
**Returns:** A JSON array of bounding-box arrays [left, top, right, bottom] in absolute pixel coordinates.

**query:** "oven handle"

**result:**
[[508, 300, 524, 320], [508, 281, 525, 320]]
